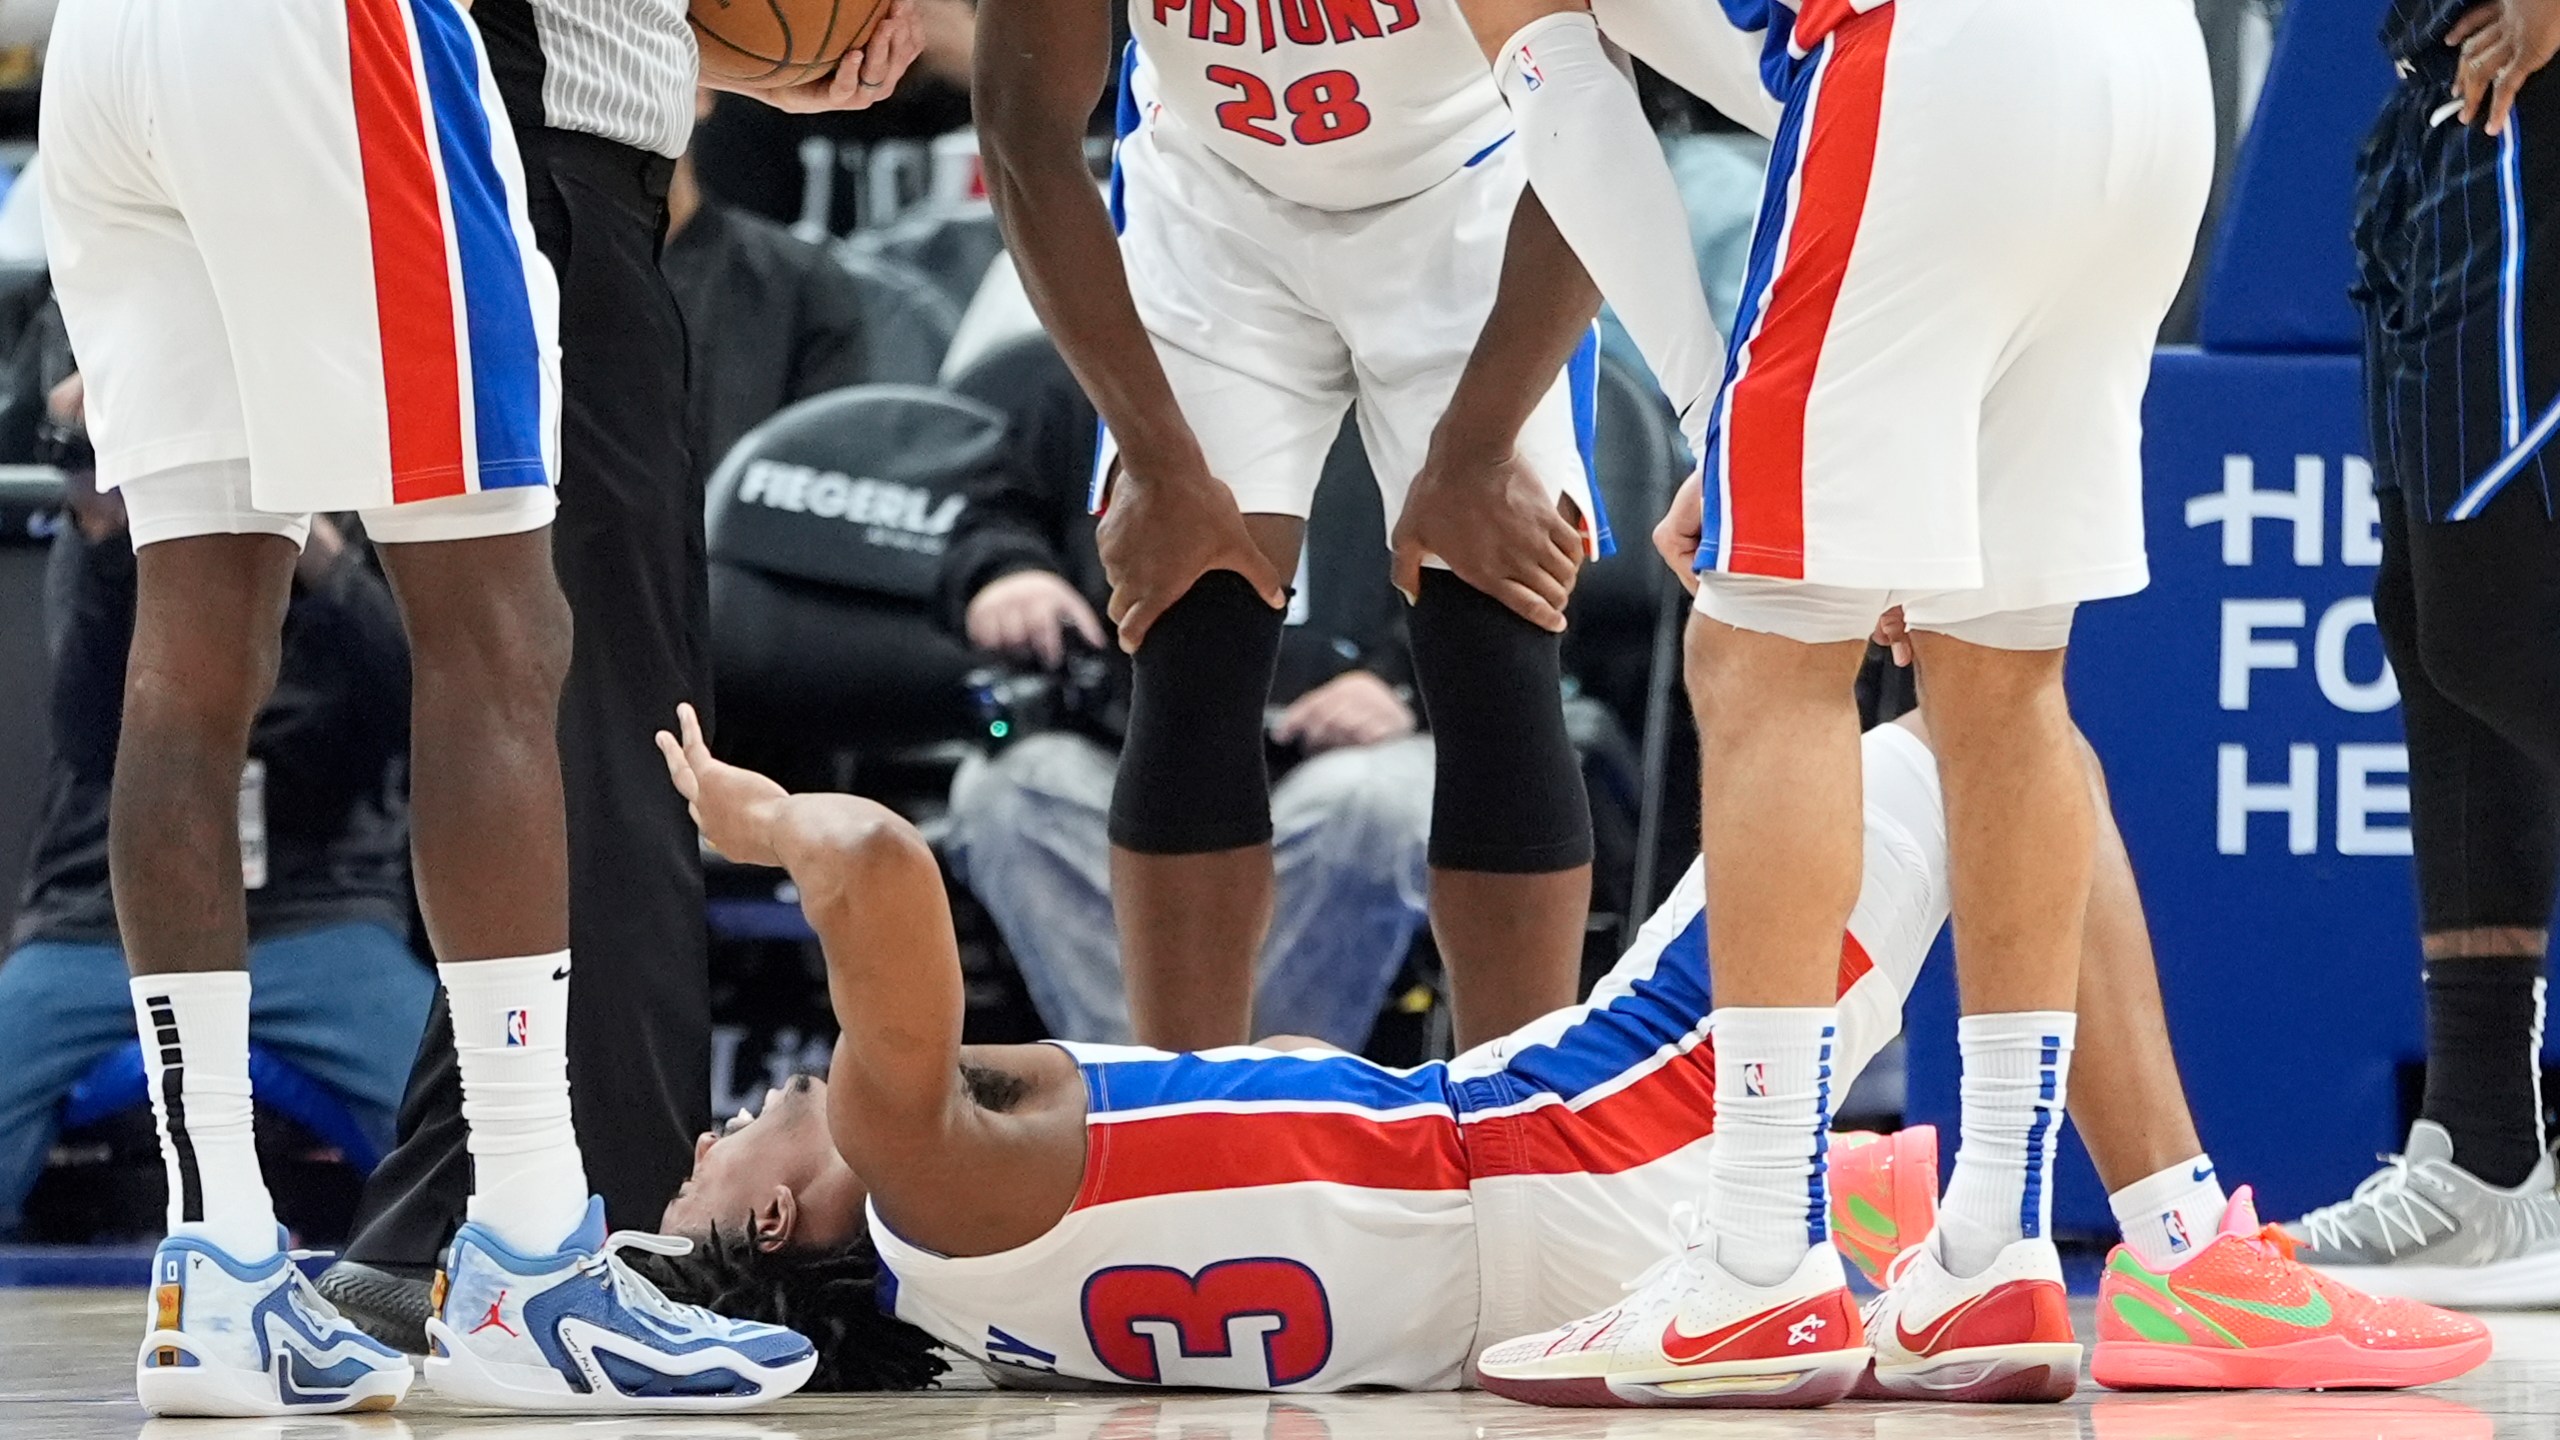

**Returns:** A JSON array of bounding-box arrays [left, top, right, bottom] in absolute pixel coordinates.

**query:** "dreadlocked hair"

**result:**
[[630, 1225, 950, 1391]]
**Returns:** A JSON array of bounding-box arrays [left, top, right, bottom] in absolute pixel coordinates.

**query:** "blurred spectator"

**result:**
[[939, 336, 1432, 1052], [662, 91, 874, 478], [0, 390, 430, 1237]]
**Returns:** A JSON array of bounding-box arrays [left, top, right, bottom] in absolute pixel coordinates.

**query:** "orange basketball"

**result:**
[[690, 0, 889, 90]]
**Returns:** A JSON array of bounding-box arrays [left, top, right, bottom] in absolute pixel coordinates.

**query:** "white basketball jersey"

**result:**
[[870, 1043, 1485, 1391], [872, 741, 1956, 1396], [1122, 0, 1514, 211]]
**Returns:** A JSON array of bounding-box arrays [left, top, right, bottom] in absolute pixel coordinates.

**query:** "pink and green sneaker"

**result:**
[[1828, 1126, 1939, 1286], [2093, 1186, 2492, 1391]]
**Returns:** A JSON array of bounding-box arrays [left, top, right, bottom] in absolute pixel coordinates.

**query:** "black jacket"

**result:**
[[12, 528, 416, 949], [939, 334, 1415, 711], [662, 200, 872, 482]]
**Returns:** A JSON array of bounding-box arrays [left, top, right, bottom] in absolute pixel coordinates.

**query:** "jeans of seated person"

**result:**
[[946, 731, 1434, 1050], [0, 921, 434, 1238]]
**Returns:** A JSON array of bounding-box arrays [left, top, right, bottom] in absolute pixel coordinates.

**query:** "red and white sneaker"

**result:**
[[1853, 1231, 2081, 1402], [1476, 1207, 1869, 1409]]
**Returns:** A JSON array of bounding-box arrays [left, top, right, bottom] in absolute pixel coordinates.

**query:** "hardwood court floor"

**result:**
[[4, 1287, 2554, 1439]]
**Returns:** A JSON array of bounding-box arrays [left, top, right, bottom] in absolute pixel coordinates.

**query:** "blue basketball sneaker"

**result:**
[[137, 1233, 414, 1416], [424, 1197, 816, 1411]]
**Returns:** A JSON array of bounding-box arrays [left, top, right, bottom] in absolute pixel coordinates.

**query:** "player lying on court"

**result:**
[[637, 704, 2486, 1398]]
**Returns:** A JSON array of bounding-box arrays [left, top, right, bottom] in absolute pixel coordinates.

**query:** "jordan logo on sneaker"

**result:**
[[1787, 1315, 1826, 1347], [470, 1292, 518, 1337]]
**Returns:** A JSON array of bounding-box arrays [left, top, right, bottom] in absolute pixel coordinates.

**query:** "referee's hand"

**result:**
[[743, 0, 927, 113], [2450, 0, 2560, 136]]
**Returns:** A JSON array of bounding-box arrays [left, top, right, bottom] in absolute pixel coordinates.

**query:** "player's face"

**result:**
[[660, 1073, 868, 1249]]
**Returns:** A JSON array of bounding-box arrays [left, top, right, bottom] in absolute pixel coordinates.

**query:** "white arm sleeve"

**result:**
[[1586, 0, 1784, 140], [1497, 12, 1720, 451]]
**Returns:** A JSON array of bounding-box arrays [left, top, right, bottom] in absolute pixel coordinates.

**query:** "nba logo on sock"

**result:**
[[1516, 48, 1543, 89], [1743, 1062, 1767, 1097], [2163, 1211, 2191, 1253], [504, 1009, 530, 1047]]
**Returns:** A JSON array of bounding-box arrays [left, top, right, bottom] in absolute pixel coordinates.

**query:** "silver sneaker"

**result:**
[[2286, 1119, 2560, 1307]]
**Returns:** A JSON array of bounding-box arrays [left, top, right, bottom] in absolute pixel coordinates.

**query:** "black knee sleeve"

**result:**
[[1107, 570, 1286, 855], [1409, 569, 1593, 873]]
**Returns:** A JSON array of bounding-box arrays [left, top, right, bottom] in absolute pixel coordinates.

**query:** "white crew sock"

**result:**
[[1705, 1007, 1840, 1286], [129, 972, 279, 1261], [444, 952, 590, 1254], [1937, 1011, 2077, 1277], [2110, 1154, 2230, 1271]]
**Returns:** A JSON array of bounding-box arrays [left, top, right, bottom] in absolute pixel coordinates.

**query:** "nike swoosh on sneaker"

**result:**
[[1660, 1300, 1824, 1365], [1893, 1291, 1992, 1355], [2179, 1284, 2333, 1330]]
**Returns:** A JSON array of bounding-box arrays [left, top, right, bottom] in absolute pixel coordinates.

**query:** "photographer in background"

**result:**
[[0, 368, 430, 1239], [940, 336, 1432, 1051]]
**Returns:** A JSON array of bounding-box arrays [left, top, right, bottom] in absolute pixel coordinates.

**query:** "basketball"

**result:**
[[689, 0, 890, 90]]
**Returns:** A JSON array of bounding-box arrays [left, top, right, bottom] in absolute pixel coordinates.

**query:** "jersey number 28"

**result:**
[[1207, 67, 1372, 146]]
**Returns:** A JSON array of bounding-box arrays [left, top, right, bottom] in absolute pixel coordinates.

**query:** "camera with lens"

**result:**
[[963, 640, 1128, 750]]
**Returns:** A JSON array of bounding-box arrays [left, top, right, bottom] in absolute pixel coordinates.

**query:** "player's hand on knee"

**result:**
[[654, 702, 790, 866], [966, 570, 1107, 669], [1653, 471, 1704, 594], [1393, 448, 1581, 632], [1095, 465, 1287, 652]]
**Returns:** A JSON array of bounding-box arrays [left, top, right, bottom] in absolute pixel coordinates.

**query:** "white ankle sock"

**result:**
[[129, 972, 279, 1260], [1936, 1011, 2076, 1277], [2110, 1154, 2229, 1270], [1706, 1007, 1840, 1286], [444, 952, 590, 1254]]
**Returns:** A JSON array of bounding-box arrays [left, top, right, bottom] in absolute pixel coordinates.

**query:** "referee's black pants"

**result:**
[[344, 127, 712, 1268], [2359, 57, 2560, 937]]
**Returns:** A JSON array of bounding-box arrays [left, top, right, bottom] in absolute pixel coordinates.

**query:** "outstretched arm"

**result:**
[[655, 707, 1081, 1248], [656, 706, 966, 1150]]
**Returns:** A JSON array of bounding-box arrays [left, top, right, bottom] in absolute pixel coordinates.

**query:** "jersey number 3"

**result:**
[[1082, 1258, 1335, 1387], [1207, 67, 1372, 147]]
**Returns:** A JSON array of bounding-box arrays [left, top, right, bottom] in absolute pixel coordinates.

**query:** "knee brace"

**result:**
[[1409, 570, 1594, 873], [1107, 570, 1287, 855]]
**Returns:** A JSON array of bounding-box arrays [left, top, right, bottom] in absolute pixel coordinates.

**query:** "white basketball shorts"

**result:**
[[40, 0, 562, 548], [1691, 0, 2214, 629], [1100, 68, 1609, 558]]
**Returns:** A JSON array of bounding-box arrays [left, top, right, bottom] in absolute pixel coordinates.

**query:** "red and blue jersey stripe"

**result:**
[[347, 0, 548, 504], [1061, 912, 1879, 1203]]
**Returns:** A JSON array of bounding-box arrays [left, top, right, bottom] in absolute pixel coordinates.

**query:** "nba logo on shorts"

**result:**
[[2163, 1211, 2191, 1254], [1743, 1062, 1767, 1097], [504, 1009, 531, 1048]]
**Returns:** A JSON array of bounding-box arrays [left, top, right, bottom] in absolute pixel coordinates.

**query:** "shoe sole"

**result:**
[[423, 1316, 818, 1413], [1853, 1341, 2081, 1403], [2092, 1333, 2494, 1391], [137, 1333, 412, 1418], [1478, 1346, 1871, 1409], [2308, 1249, 2560, 1309]]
